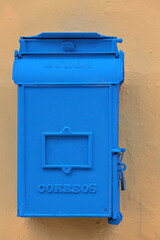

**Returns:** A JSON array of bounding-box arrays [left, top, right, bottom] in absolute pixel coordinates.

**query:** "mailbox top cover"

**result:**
[[13, 32, 124, 85], [20, 32, 117, 39]]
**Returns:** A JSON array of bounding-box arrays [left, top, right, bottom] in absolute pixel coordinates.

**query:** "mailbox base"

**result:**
[[18, 211, 123, 225]]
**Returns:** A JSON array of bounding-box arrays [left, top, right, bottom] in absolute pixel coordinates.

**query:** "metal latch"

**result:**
[[119, 162, 126, 191], [112, 148, 127, 191], [118, 151, 126, 191]]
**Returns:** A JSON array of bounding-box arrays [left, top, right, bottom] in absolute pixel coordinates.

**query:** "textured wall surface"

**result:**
[[0, 0, 160, 239]]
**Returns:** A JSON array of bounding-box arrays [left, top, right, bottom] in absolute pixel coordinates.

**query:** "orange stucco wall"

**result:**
[[0, 0, 160, 239]]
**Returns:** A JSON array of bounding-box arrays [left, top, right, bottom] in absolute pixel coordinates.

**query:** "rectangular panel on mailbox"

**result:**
[[19, 86, 111, 216]]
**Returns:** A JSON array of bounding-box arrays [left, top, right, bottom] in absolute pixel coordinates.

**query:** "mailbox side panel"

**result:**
[[110, 84, 122, 223], [17, 86, 25, 216], [17, 85, 113, 217]]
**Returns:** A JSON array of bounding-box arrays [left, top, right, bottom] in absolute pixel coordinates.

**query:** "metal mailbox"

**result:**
[[12, 32, 126, 225]]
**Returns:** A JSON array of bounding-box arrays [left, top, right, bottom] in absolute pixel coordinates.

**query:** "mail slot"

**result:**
[[12, 32, 126, 225]]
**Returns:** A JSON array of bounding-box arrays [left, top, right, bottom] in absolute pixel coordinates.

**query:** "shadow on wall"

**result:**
[[119, 70, 155, 237], [26, 217, 112, 239]]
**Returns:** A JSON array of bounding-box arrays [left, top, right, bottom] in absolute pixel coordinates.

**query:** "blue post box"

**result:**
[[12, 32, 126, 225]]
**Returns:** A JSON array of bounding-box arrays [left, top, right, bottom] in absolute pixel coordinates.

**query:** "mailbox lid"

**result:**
[[13, 32, 124, 85]]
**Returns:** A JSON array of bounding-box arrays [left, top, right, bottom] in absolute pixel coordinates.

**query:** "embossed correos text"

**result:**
[[38, 183, 97, 193]]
